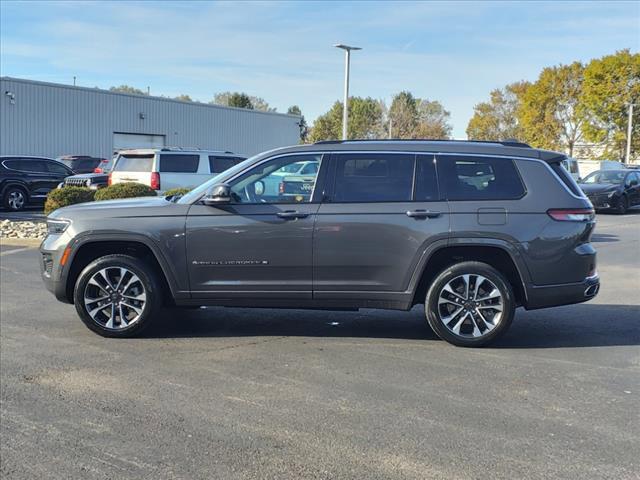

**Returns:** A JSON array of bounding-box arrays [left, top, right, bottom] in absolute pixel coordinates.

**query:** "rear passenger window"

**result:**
[[333, 153, 414, 202], [415, 155, 439, 201], [438, 155, 525, 200], [160, 154, 199, 173], [209, 156, 236, 174]]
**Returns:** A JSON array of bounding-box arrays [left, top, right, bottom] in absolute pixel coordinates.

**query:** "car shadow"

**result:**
[[145, 303, 640, 349], [591, 233, 619, 243]]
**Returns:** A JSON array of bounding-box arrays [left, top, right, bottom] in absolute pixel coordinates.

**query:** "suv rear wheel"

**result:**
[[425, 261, 515, 347], [73, 254, 161, 337]]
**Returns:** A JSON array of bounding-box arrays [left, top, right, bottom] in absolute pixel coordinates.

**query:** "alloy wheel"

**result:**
[[437, 274, 504, 339], [83, 267, 147, 330], [7, 191, 25, 210]]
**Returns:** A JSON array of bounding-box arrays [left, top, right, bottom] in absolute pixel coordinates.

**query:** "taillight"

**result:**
[[547, 208, 595, 222], [150, 172, 161, 190], [94, 167, 103, 173], [107, 173, 112, 186]]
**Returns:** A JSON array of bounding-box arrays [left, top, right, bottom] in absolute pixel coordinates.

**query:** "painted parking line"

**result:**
[[0, 246, 35, 256]]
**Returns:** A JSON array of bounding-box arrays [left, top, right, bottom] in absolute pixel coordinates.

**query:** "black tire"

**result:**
[[425, 261, 515, 347], [616, 195, 628, 215], [3, 185, 28, 211], [73, 254, 162, 338]]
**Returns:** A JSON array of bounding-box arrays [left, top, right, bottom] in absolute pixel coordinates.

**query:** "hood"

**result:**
[[579, 183, 620, 195], [49, 196, 188, 220]]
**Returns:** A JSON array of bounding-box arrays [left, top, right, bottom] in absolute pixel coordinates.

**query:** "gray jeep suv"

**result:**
[[41, 140, 599, 347]]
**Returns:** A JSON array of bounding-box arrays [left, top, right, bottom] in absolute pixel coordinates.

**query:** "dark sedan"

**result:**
[[579, 169, 640, 214]]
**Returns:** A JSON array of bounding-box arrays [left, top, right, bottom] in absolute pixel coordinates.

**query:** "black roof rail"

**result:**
[[313, 138, 532, 148]]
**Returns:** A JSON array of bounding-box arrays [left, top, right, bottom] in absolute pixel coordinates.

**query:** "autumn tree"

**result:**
[[414, 99, 452, 139], [466, 81, 530, 141], [212, 92, 275, 111], [580, 49, 640, 159], [388, 91, 418, 138], [519, 62, 585, 156]]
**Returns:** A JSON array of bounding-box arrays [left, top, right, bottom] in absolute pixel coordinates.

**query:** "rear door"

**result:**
[[16, 159, 57, 197], [625, 172, 640, 206], [110, 153, 155, 186], [313, 152, 449, 300]]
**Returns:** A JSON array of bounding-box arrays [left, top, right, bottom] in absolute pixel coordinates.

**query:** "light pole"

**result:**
[[626, 103, 636, 164], [334, 44, 361, 140]]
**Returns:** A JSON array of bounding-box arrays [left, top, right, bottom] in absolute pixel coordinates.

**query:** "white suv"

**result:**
[[109, 148, 245, 193]]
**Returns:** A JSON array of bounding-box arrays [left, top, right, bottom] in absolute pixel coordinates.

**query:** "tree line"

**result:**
[[467, 49, 639, 159], [108, 49, 638, 156]]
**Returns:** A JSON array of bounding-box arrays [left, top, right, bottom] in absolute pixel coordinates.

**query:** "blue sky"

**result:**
[[1, 1, 638, 138]]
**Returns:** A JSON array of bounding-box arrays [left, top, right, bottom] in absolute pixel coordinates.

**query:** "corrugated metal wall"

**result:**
[[0, 77, 301, 158]]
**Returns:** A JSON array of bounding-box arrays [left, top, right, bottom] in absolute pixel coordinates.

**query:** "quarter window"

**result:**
[[438, 156, 525, 200], [332, 153, 414, 202], [209, 156, 237, 174], [159, 154, 199, 173], [46, 161, 72, 174]]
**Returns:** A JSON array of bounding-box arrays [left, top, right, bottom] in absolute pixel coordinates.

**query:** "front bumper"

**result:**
[[524, 274, 600, 310], [40, 233, 74, 303], [587, 194, 617, 210]]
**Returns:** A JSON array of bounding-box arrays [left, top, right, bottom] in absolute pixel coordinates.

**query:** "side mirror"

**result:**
[[202, 183, 232, 205]]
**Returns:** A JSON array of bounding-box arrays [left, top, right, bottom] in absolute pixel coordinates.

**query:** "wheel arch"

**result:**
[[410, 239, 530, 308], [63, 234, 181, 304]]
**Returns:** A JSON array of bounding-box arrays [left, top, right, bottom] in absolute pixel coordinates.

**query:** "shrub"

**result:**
[[163, 187, 192, 197], [44, 187, 95, 215], [94, 182, 157, 201]]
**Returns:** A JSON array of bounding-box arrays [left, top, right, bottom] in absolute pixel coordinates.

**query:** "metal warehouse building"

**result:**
[[0, 77, 301, 159]]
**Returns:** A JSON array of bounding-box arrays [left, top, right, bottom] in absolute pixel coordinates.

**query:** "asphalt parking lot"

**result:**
[[1, 212, 638, 479]]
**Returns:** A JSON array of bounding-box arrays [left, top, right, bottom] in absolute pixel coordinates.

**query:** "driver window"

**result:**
[[229, 154, 322, 204]]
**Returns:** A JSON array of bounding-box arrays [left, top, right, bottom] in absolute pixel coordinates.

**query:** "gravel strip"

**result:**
[[0, 219, 47, 239]]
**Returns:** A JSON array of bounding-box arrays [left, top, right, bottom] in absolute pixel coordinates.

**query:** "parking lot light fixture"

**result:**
[[334, 44, 362, 140]]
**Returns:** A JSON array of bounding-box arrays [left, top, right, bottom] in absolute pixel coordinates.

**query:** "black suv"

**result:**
[[41, 140, 599, 347], [1, 156, 74, 211]]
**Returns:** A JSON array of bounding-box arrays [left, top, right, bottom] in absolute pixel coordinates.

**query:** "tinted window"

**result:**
[[46, 161, 72, 174], [439, 156, 525, 200], [333, 153, 414, 202], [160, 154, 199, 173], [3, 160, 23, 171], [15, 159, 48, 173], [415, 155, 439, 201], [209, 156, 236, 174], [114, 155, 154, 172]]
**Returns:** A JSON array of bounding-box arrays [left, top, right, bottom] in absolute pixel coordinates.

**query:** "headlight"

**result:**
[[47, 219, 70, 235], [85, 179, 92, 187]]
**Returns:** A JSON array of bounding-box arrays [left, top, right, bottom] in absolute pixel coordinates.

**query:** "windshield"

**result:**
[[177, 153, 262, 204], [581, 170, 625, 185]]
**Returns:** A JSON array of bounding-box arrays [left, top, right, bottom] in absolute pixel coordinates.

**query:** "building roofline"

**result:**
[[0, 76, 301, 120]]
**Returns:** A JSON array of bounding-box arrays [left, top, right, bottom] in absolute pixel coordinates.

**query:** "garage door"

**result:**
[[113, 133, 165, 152]]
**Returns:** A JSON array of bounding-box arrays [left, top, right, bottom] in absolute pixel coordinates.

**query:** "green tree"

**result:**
[[174, 94, 193, 102], [580, 49, 640, 159], [212, 92, 276, 111], [519, 62, 585, 156], [308, 97, 384, 142], [288, 105, 309, 143], [109, 85, 146, 95], [466, 81, 530, 141], [388, 91, 418, 138]]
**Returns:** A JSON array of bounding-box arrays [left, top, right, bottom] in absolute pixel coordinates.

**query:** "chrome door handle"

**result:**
[[406, 209, 441, 219], [277, 211, 309, 219]]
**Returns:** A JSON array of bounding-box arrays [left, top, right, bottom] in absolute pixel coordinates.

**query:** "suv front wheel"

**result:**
[[74, 254, 161, 337], [425, 261, 515, 347]]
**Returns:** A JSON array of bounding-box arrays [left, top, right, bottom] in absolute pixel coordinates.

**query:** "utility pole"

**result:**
[[73, 76, 76, 86], [334, 44, 361, 140], [388, 117, 393, 139], [626, 103, 635, 164]]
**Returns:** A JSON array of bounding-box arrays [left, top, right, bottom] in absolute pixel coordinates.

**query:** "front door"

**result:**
[[313, 152, 450, 299], [186, 153, 325, 300]]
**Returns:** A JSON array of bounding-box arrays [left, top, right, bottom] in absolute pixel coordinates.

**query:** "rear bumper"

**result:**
[[524, 274, 600, 310]]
